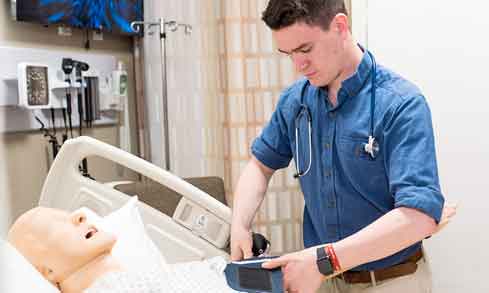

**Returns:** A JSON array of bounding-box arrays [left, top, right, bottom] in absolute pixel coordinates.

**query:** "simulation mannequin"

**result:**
[[7, 207, 122, 292]]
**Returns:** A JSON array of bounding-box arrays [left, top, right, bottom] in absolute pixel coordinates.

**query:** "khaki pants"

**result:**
[[318, 256, 432, 293]]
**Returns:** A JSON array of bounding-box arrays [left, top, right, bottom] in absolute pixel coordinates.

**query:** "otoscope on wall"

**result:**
[[62, 58, 75, 138], [61, 58, 92, 178]]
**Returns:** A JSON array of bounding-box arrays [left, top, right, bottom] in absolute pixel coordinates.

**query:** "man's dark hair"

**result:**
[[262, 0, 348, 31]]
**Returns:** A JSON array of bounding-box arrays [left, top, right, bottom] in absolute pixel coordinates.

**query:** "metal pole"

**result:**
[[159, 17, 171, 171], [130, 19, 192, 172]]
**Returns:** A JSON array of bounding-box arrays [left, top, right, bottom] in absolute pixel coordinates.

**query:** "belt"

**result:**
[[339, 249, 423, 284]]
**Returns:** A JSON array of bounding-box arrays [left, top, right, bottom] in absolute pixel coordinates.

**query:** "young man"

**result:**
[[230, 0, 447, 292]]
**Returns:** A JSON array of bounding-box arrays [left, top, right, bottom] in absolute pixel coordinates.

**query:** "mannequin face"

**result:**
[[7, 207, 116, 284]]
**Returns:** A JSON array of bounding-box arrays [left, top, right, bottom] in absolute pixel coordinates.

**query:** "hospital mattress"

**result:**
[[114, 176, 227, 218], [38, 136, 232, 264]]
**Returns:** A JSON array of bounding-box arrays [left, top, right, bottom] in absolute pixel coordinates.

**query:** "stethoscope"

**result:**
[[293, 51, 379, 179]]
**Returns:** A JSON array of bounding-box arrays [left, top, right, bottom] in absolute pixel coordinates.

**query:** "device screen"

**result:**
[[238, 267, 272, 291]]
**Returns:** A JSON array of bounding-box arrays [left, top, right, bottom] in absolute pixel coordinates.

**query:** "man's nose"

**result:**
[[70, 211, 87, 226], [292, 55, 309, 73]]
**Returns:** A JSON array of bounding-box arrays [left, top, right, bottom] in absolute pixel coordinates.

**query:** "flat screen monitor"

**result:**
[[12, 0, 143, 35]]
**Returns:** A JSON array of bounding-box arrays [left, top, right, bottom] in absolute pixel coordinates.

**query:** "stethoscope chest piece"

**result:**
[[363, 135, 379, 159]]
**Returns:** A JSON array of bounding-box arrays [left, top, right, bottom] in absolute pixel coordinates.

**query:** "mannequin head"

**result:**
[[7, 207, 116, 286]]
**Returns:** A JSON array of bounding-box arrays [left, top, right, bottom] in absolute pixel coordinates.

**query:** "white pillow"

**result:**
[[0, 240, 59, 293], [97, 196, 167, 271]]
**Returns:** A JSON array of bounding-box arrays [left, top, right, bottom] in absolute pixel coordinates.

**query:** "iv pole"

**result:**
[[131, 18, 192, 171]]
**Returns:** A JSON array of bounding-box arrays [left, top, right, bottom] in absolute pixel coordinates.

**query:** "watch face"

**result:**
[[317, 247, 334, 276], [26, 66, 49, 106]]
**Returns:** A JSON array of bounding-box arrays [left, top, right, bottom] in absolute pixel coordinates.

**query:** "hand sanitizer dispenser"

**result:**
[[113, 61, 131, 154]]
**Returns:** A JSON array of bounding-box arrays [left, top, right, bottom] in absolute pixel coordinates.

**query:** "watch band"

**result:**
[[316, 247, 334, 276]]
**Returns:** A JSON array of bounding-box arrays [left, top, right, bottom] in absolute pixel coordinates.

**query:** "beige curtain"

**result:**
[[146, 0, 225, 178], [218, 0, 304, 255]]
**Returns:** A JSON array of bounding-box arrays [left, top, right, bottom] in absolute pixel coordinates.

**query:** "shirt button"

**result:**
[[328, 199, 336, 208], [325, 170, 332, 178], [327, 225, 337, 238], [324, 143, 331, 149], [329, 112, 336, 119]]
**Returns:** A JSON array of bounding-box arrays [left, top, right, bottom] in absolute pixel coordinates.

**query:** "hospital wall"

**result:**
[[352, 0, 489, 292], [0, 2, 139, 238]]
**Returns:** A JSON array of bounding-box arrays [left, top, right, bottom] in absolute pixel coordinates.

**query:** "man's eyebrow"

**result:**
[[278, 42, 313, 54]]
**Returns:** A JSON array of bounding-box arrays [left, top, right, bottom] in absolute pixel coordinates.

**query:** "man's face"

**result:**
[[8, 207, 116, 282], [273, 20, 346, 87]]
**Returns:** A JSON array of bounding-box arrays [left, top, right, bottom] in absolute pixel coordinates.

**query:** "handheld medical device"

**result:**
[[293, 50, 379, 179], [252, 232, 271, 256], [17, 63, 51, 109], [224, 257, 283, 293]]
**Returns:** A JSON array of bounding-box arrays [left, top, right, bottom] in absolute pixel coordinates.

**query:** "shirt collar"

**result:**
[[341, 45, 374, 99]]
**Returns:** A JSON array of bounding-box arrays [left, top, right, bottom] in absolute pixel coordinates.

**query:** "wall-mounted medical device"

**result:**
[[173, 197, 230, 249], [17, 63, 51, 109], [0, 46, 119, 134]]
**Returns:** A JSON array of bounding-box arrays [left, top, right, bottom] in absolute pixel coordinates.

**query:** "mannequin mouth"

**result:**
[[85, 227, 98, 239]]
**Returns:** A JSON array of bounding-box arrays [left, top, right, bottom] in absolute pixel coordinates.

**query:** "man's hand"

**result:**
[[262, 247, 324, 293], [230, 226, 253, 261]]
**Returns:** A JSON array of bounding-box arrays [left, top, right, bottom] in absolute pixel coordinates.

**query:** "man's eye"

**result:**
[[300, 47, 312, 53]]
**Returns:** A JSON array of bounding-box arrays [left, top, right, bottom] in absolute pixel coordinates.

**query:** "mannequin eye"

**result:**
[[77, 215, 86, 224], [71, 212, 86, 225]]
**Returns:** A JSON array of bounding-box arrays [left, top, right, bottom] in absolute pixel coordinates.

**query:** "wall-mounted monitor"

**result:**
[[11, 0, 143, 35]]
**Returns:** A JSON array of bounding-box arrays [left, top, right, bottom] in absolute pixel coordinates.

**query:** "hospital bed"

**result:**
[[39, 136, 232, 264]]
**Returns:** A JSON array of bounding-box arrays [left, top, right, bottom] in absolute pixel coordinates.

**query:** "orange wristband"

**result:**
[[325, 244, 341, 272]]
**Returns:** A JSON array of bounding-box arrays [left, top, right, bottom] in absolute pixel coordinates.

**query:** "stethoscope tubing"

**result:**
[[294, 51, 377, 178]]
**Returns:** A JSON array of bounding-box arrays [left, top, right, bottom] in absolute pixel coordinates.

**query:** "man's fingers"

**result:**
[[231, 244, 253, 261], [243, 246, 254, 259], [262, 256, 290, 269], [230, 248, 243, 261]]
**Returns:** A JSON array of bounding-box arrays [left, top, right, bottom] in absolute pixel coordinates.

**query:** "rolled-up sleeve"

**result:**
[[251, 95, 293, 170], [383, 95, 444, 223]]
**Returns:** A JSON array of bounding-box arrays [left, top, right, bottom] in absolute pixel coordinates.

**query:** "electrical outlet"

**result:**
[[92, 30, 104, 41], [58, 26, 72, 37]]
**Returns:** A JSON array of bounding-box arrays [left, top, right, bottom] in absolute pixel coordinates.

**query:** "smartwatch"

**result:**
[[316, 247, 334, 276]]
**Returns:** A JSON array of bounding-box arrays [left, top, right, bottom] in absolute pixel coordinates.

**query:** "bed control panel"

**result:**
[[173, 197, 230, 249]]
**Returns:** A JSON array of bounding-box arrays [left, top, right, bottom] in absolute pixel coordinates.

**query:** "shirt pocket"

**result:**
[[337, 136, 380, 162], [337, 136, 390, 204]]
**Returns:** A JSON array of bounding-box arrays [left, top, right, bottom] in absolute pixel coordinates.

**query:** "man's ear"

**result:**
[[332, 13, 349, 36]]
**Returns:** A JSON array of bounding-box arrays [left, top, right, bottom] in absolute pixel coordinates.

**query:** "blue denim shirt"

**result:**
[[251, 50, 444, 271]]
